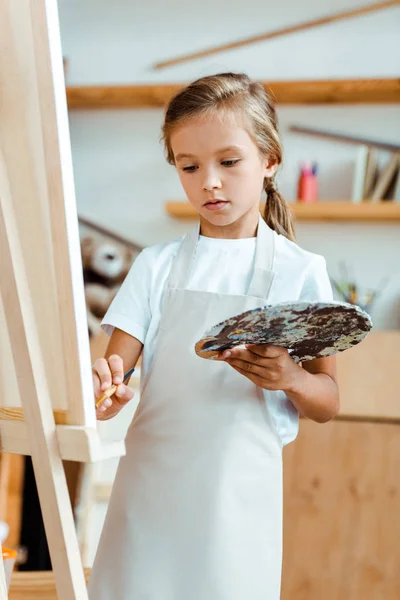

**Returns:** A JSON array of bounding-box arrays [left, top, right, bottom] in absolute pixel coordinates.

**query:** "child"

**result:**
[[88, 72, 339, 600]]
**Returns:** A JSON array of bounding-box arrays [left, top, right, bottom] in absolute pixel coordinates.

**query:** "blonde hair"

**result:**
[[162, 72, 295, 242]]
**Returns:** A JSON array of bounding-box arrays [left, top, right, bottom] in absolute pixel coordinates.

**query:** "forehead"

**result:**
[[170, 112, 256, 158]]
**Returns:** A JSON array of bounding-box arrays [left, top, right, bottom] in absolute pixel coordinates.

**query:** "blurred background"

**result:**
[[2, 1, 400, 598]]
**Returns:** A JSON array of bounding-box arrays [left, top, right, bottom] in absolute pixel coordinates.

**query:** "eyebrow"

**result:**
[[175, 145, 245, 162]]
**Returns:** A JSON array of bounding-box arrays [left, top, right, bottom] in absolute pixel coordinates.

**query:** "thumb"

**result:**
[[114, 384, 134, 407]]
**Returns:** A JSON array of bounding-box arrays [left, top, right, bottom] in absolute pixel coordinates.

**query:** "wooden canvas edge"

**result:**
[[30, 0, 95, 427]]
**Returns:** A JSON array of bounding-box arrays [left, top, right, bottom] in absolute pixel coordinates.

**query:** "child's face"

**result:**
[[171, 112, 277, 232]]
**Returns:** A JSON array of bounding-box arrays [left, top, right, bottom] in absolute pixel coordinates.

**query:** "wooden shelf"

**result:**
[[9, 569, 91, 600], [290, 202, 400, 222], [66, 78, 400, 109], [165, 201, 400, 222]]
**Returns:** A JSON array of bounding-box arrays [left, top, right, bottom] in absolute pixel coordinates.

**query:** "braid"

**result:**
[[263, 178, 295, 242]]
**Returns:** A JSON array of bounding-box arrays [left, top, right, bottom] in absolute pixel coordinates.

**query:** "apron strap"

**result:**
[[167, 215, 276, 300], [246, 216, 276, 300], [167, 223, 200, 290]]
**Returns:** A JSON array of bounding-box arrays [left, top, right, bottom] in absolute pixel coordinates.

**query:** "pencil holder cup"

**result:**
[[2, 547, 17, 591]]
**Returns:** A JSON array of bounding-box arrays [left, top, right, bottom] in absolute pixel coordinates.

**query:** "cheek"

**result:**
[[177, 171, 191, 188], [179, 174, 200, 199], [232, 166, 265, 192], [236, 162, 264, 180]]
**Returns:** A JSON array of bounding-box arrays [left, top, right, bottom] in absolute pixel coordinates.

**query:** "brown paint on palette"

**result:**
[[195, 301, 372, 362]]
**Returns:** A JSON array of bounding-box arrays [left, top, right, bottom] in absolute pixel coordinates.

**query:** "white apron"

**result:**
[[88, 217, 283, 600]]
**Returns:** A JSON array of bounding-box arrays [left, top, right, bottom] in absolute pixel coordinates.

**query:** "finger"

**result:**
[[96, 398, 118, 420], [226, 358, 267, 378], [107, 354, 124, 385], [229, 363, 267, 388], [246, 344, 287, 359], [222, 347, 266, 366], [218, 344, 245, 360], [93, 358, 113, 391], [92, 369, 102, 398], [96, 396, 114, 414], [113, 384, 134, 407], [95, 384, 117, 408], [96, 385, 134, 420]]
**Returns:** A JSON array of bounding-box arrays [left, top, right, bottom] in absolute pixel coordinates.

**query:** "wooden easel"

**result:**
[[0, 1, 125, 598]]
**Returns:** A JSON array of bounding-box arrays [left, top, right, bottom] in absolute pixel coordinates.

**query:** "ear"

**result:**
[[264, 159, 278, 179]]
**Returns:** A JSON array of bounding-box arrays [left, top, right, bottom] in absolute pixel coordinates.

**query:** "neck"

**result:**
[[199, 206, 260, 239]]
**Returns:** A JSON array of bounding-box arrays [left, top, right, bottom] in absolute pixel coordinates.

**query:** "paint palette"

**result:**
[[195, 301, 372, 363]]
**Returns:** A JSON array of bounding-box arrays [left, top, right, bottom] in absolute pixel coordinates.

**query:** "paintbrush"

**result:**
[[95, 367, 135, 409]]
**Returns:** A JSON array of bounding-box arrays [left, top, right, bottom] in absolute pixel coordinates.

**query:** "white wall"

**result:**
[[59, 0, 400, 84], [59, 0, 400, 315]]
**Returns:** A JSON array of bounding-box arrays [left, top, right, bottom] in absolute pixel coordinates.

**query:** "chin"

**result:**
[[200, 212, 236, 227], [204, 209, 255, 226]]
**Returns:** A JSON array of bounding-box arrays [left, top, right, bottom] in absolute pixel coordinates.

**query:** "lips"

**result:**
[[203, 199, 229, 211]]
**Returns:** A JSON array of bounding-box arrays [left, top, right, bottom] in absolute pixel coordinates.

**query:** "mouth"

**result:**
[[203, 199, 229, 211]]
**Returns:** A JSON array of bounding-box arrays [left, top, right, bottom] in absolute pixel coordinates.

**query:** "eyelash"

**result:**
[[182, 159, 241, 173]]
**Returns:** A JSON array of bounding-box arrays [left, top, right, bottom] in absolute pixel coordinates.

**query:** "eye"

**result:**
[[221, 159, 241, 167], [182, 165, 198, 172]]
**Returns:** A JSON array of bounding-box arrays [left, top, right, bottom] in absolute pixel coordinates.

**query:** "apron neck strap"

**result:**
[[167, 222, 200, 290], [167, 214, 276, 299], [247, 216, 276, 299]]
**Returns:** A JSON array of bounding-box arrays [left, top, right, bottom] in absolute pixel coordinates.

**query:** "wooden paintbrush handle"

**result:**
[[95, 384, 117, 409], [95, 367, 135, 409]]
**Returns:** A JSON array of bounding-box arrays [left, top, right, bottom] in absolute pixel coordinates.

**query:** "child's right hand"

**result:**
[[93, 355, 134, 421]]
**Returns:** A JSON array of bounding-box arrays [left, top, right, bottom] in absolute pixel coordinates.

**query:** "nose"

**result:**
[[202, 167, 222, 191]]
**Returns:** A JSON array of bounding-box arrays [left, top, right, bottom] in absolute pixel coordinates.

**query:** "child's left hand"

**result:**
[[217, 345, 301, 393]]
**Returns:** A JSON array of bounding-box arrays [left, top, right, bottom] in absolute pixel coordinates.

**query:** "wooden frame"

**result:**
[[66, 78, 400, 109], [0, 2, 124, 598]]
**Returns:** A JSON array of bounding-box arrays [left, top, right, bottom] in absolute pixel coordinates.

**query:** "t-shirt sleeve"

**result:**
[[299, 255, 333, 303], [101, 249, 152, 343]]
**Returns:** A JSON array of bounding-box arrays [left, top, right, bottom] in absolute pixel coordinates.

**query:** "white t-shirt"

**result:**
[[102, 229, 333, 446]]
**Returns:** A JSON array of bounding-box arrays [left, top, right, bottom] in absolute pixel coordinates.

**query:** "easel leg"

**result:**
[[74, 463, 95, 566], [0, 159, 88, 599]]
